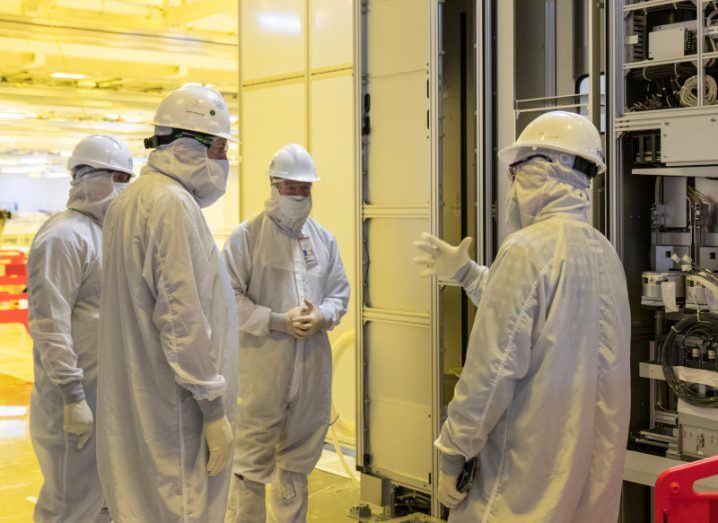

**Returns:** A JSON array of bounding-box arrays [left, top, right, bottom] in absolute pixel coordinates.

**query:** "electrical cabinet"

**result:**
[[610, 1, 718, 519], [620, 1, 718, 112]]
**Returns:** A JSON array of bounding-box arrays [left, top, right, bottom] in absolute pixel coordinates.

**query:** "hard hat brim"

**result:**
[[498, 142, 607, 174], [68, 158, 135, 177], [270, 173, 320, 183], [152, 119, 237, 142]]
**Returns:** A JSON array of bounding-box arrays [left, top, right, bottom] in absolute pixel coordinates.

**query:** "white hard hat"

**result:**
[[499, 111, 606, 174], [267, 144, 320, 183], [153, 84, 232, 140], [67, 134, 134, 176]]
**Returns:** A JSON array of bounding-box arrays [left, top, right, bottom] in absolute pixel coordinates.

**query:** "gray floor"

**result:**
[[307, 471, 444, 523], [307, 469, 361, 522]]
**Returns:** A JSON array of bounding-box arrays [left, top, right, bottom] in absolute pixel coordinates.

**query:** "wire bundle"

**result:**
[[629, 63, 695, 82], [660, 311, 718, 407], [679, 74, 718, 106], [628, 64, 695, 111]]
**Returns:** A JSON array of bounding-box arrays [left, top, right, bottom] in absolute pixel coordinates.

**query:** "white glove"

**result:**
[[63, 399, 93, 450], [204, 415, 234, 476], [438, 470, 467, 509], [413, 232, 473, 280], [292, 299, 324, 339], [270, 305, 305, 335]]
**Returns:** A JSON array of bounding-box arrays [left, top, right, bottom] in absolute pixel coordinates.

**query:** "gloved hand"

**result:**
[[413, 232, 473, 280], [292, 299, 324, 339], [270, 305, 305, 335], [63, 399, 93, 450], [204, 415, 234, 477], [438, 470, 467, 509]]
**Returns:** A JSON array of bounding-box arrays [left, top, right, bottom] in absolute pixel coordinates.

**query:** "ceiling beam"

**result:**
[[165, 0, 237, 27], [17, 5, 236, 38], [22, 0, 56, 14]]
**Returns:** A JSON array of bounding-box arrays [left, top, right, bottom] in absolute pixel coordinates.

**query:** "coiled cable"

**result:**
[[680, 74, 718, 106], [660, 312, 718, 408]]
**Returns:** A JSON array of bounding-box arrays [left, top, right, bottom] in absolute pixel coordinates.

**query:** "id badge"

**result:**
[[299, 236, 317, 266]]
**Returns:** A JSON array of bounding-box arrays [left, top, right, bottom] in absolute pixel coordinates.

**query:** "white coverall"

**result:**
[[28, 171, 121, 522], [96, 139, 238, 522], [222, 209, 350, 522], [436, 157, 631, 523]]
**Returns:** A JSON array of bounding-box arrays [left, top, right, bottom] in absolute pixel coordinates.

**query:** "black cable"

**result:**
[[660, 312, 718, 407], [628, 63, 695, 82]]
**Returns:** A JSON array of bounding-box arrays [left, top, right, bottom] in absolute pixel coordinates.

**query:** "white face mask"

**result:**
[[278, 194, 312, 220], [265, 187, 312, 236], [504, 180, 522, 235], [112, 182, 129, 200], [147, 137, 229, 208], [196, 157, 230, 208], [67, 170, 122, 225]]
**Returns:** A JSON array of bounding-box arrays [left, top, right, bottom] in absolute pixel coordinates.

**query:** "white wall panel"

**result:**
[[310, 0, 353, 69], [366, 72, 430, 206], [367, 0, 430, 76], [241, 0, 305, 81], [365, 217, 429, 313], [240, 82, 306, 219], [310, 74, 356, 436], [202, 166, 239, 248], [366, 320, 432, 487]]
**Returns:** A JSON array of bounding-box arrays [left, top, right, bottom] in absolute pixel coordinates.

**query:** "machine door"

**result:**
[[356, 0, 441, 494]]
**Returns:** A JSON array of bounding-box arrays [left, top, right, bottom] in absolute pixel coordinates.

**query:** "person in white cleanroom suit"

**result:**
[[96, 84, 238, 522], [28, 134, 134, 523], [222, 143, 350, 523], [414, 111, 631, 523]]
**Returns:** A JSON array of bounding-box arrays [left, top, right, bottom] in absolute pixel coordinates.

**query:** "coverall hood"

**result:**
[[506, 152, 591, 232], [146, 136, 229, 208]]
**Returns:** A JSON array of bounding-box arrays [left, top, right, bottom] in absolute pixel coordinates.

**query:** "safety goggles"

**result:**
[[179, 132, 228, 154], [507, 153, 598, 180], [144, 130, 228, 154], [507, 154, 553, 180]]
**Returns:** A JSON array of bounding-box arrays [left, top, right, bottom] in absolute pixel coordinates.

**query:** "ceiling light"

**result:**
[[0, 406, 27, 417], [44, 171, 71, 179], [19, 157, 48, 165], [0, 112, 25, 120], [51, 72, 87, 80], [257, 13, 301, 34]]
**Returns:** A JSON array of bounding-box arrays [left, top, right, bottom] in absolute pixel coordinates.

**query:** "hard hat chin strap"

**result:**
[[509, 152, 599, 180], [144, 129, 215, 150], [144, 134, 174, 150]]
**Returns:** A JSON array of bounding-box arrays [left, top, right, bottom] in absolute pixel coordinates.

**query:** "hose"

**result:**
[[328, 329, 359, 485], [329, 424, 360, 486]]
